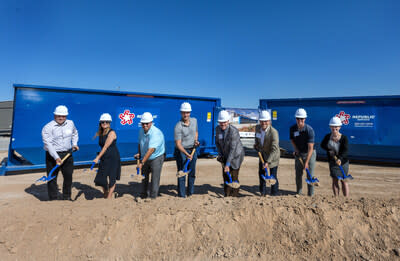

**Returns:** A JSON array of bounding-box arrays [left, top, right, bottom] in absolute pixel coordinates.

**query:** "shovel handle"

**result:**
[[136, 158, 141, 175], [258, 152, 265, 164], [90, 162, 96, 170], [298, 157, 314, 180], [58, 153, 72, 165], [226, 171, 233, 184], [190, 147, 196, 157]]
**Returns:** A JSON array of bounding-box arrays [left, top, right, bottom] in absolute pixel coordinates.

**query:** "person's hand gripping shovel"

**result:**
[[83, 161, 97, 174], [177, 146, 197, 178], [257, 151, 276, 186], [298, 156, 319, 186], [35, 150, 75, 183], [132, 155, 145, 181], [223, 165, 240, 189], [334, 156, 354, 181]]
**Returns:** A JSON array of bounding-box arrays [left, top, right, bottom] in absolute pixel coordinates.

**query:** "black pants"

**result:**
[[46, 151, 74, 200], [222, 167, 240, 197]]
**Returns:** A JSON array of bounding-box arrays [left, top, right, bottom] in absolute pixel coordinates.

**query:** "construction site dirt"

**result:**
[[0, 154, 399, 260]]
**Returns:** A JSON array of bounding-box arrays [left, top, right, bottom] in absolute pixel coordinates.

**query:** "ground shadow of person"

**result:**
[[73, 182, 104, 200], [157, 183, 225, 198], [240, 184, 298, 196], [25, 183, 49, 201], [114, 181, 142, 198], [193, 184, 224, 197]]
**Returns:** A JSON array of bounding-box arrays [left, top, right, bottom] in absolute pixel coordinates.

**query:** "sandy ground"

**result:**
[[0, 154, 399, 260]]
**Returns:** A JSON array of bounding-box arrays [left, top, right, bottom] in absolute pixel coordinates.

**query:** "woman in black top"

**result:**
[[321, 116, 350, 197], [93, 113, 121, 199]]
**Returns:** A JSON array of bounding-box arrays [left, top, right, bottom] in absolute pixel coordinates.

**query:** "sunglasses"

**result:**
[[296, 118, 305, 121], [141, 122, 151, 125], [100, 121, 110, 124]]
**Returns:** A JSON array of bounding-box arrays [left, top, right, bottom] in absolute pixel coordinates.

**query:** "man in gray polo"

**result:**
[[174, 102, 199, 198]]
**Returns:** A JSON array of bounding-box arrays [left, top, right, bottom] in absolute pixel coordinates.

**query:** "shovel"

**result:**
[[83, 162, 97, 174], [298, 157, 319, 186], [334, 156, 354, 181], [225, 170, 240, 189], [257, 152, 276, 186], [177, 148, 197, 178], [132, 157, 145, 180], [36, 152, 72, 183]]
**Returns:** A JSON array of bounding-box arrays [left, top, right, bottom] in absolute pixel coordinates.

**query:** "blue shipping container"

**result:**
[[260, 96, 400, 163], [0, 84, 221, 175]]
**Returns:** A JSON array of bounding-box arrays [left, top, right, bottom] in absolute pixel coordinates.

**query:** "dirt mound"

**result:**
[[0, 196, 399, 260]]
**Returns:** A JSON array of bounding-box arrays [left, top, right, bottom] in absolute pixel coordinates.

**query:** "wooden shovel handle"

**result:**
[[258, 152, 265, 164], [298, 156, 304, 167], [333, 155, 341, 165], [59, 153, 71, 165], [190, 148, 196, 158]]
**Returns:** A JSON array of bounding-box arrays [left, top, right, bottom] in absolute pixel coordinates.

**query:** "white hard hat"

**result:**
[[140, 112, 153, 123], [259, 110, 271, 121], [218, 110, 230, 122], [329, 116, 342, 126], [53, 105, 69, 116], [180, 102, 192, 112], [295, 108, 307, 118], [99, 113, 112, 122]]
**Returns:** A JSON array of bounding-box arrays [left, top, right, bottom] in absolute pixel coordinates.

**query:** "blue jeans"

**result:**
[[258, 161, 279, 196], [175, 148, 197, 198]]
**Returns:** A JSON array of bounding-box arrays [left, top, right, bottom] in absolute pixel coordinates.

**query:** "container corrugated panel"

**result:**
[[260, 96, 400, 163], [1, 84, 221, 175], [0, 101, 13, 135]]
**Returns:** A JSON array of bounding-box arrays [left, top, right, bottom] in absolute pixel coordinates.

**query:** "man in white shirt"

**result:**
[[42, 105, 79, 200]]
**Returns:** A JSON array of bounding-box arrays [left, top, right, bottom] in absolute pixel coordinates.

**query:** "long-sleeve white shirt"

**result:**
[[42, 119, 79, 160]]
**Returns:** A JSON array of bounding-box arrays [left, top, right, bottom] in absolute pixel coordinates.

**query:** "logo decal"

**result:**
[[335, 111, 351, 125], [119, 110, 135, 125]]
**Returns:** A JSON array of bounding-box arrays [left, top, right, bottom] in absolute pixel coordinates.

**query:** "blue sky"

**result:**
[[1, 0, 399, 108]]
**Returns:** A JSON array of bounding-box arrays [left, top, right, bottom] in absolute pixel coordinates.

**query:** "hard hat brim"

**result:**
[[54, 112, 68, 116]]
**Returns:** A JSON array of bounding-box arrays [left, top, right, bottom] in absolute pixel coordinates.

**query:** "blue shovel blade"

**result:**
[[35, 176, 47, 182], [306, 178, 318, 185]]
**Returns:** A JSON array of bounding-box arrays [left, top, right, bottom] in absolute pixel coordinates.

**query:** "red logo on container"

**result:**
[[119, 110, 135, 125], [336, 111, 350, 125]]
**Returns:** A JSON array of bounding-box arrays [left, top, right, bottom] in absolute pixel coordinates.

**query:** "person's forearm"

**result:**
[[290, 140, 298, 153], [175, 140, 189, 156], [305, 143, 314, 164]]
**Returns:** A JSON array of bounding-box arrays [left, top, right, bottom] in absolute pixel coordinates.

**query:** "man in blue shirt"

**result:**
[[290, 108, 316, 196], [136, 112, 165, 199]]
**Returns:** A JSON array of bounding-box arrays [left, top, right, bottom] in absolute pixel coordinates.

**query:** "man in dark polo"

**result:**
[[290, 108, 316, 196]]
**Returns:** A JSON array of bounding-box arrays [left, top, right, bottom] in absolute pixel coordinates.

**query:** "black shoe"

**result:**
[[140, 193, 148, 199]]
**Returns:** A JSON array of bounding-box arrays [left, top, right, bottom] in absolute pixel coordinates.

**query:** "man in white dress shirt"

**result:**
[[42, 105, 79, 201]]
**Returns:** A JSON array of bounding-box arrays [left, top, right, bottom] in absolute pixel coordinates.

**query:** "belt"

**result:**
[[56, 150, 71, 154]]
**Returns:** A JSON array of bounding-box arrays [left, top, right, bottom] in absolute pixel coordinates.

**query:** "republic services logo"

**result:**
[[119, 109, 135, 125], [335, 111, 350, 125]]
